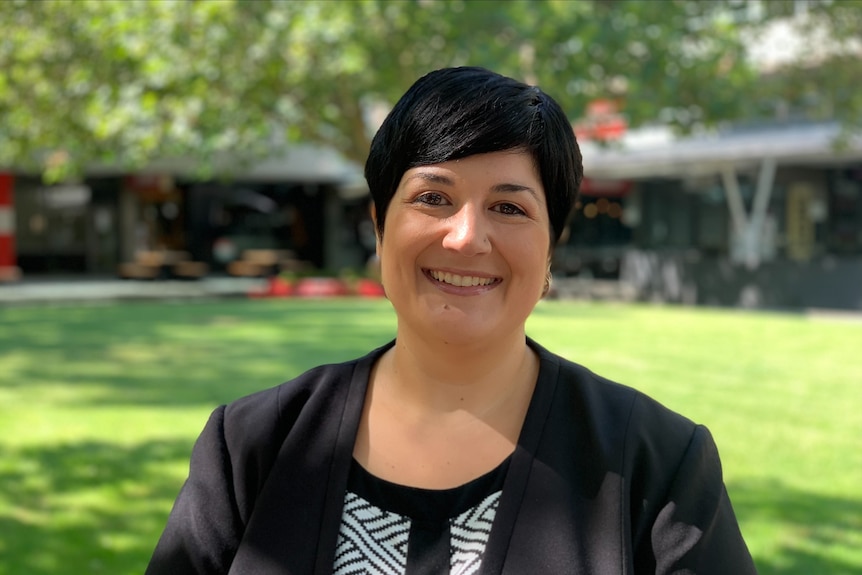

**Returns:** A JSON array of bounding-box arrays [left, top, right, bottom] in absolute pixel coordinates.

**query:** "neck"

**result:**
[[381, 323, 537, 416]]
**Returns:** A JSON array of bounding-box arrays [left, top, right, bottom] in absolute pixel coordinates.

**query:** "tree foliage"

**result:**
[[0, 0, 858, 181], [743, 0, 862, 127]]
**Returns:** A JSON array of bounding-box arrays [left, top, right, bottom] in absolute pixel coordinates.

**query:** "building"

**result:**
[[556, 121, 862, 310], [4, 119, 860, 311], [0, 145, 370, 281]]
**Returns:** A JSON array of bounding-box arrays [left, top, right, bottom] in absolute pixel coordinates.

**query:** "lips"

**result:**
[[426, 269, 500, 287]]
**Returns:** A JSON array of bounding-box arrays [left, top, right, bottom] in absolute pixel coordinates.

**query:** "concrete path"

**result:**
[[0, 276, 267, 305]]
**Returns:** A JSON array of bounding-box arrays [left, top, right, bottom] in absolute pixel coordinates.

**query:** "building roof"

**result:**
[[86, 144, 363, 185], [582, 121, 862, 180]]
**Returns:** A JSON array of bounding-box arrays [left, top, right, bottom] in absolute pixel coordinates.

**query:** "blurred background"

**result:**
[[1, 2, 861, 574], [0, 0, 860, 310]]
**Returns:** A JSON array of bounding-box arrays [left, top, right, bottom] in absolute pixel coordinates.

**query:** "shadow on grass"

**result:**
[[0, 300, 395, 573], [0, 300, 397, 572], [729, 478, 862, 575], [0, 439, 196, 575], [0, 299, 396, 407]]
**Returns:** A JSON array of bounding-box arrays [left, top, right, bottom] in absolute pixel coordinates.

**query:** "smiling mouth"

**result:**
[[426, 269, 500, 287]]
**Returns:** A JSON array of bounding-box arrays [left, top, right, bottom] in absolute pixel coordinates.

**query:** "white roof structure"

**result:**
[[87, 144, 363, 185], [581, 122, 862, 180]]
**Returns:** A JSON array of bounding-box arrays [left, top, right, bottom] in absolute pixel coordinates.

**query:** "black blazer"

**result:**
[[146, 339, 756, 574]]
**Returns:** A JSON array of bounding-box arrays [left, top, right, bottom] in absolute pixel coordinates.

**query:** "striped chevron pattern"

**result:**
[[333, 490, 501, 575], [450, 491, 501, 575], [334, 492, 410, 574]]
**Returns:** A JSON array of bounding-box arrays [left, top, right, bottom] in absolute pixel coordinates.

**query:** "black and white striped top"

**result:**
[[334, 457, 510, 575]]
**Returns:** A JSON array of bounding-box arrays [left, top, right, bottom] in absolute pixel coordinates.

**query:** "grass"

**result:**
[[0, 298, 860, 574]]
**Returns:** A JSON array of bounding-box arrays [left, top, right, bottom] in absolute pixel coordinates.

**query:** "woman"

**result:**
[[147, 67, 756, 574]]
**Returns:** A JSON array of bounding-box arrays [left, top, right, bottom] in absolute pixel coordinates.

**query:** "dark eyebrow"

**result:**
[[492, 183, 540, 200], [403, 172, 455, 186]]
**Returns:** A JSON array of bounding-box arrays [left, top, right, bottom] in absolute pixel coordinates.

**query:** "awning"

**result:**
[[582, 122, 862, 180]]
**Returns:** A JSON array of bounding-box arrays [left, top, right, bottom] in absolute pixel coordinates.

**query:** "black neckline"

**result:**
[[348, 455, 511, 522]]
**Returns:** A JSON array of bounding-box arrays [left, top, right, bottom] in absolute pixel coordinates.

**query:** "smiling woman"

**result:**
[[146, 68, 756, 575], [377, 151, 550, 350]]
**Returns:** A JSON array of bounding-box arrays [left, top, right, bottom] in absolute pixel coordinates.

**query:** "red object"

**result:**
[[0, 173, 19, 280], [586, 99, 618, 116], [580, 178, 633, 197], [294, 277, 349, 298], [0, 236, 13, 268], [248, 277, 295, 299], [268, 277, 294, 297], [573, 99, 628, 142], [0, 173, 11, 205], [356, 278, 385, 298], [123, 174, 177, 203]]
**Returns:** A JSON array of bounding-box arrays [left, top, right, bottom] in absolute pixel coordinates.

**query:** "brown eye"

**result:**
[[493, 203, 525, 216], [417, 192, 446, 206]]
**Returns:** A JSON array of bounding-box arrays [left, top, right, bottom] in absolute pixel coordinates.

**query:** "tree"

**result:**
[[0, 0, 857, 181], [741, 0, 862, 131]]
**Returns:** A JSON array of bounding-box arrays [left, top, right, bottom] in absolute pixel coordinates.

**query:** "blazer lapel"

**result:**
[[312, 344, 384, 574], [480, 340, 561, 575], [229, 344, 388, 575]]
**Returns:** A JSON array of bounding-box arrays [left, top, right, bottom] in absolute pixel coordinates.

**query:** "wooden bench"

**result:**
[[118, 250, 209, 280], [227, 249, 310, 278], [173, 260, 209, 279]]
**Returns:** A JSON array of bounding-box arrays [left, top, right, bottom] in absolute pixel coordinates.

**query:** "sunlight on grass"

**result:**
[[1, 299, 860, 574]]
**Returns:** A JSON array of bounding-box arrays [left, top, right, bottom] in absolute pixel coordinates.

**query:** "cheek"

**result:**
[[384, 216, 427, 250], [519, 232, 551, 264], [378, 223, 423, 277]]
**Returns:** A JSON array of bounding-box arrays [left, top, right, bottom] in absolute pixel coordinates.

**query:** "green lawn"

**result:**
[[1, 298, 859, 574]]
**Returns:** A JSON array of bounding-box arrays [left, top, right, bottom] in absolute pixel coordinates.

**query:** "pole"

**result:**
[[0, 173, 21, 282]]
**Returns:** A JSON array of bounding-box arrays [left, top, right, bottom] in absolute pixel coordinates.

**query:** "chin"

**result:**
[[426, 304, 512, 343]]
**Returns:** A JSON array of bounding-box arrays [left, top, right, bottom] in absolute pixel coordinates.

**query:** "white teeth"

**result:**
[[429, 270, 494, 287]]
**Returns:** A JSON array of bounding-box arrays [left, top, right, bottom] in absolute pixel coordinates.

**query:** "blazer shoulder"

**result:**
[[224, 360, 349, 418], [550, 350, 714, 507], [575, 353, 692, 420], [538, 343, 700, 463], [218, 340, 391, 454], [221, 356, 367, 448], [209, 347, 385, 521]]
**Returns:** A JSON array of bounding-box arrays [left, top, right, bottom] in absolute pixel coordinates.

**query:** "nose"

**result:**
[[441, 204, 491, 256]]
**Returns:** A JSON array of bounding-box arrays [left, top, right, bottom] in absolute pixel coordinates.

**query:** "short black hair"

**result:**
[[364, 66, 583, 245]]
